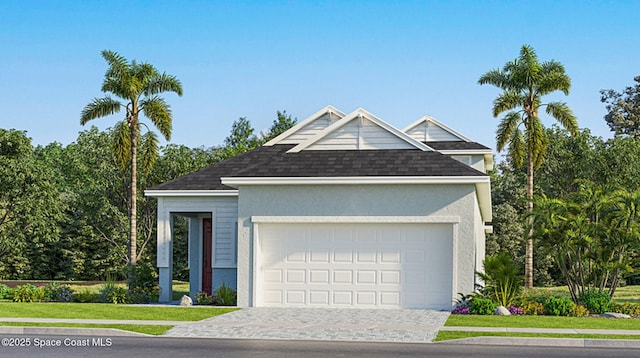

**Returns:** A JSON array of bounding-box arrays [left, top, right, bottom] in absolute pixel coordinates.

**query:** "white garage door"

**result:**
[[257, 223, 453, 309]]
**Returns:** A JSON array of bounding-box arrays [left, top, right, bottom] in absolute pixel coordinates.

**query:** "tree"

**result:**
[[479, 45, 578, 288], [263, 110, 297, 142], [80, 50, 182, 278], [601, 76, 640, 137], [220, 117, 260, 159]]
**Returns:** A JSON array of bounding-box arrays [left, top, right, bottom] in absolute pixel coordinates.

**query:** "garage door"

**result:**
[[257, 223, 453, 309]]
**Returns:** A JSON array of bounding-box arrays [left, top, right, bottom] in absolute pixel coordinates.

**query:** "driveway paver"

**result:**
[[164, 307, 450, 343]]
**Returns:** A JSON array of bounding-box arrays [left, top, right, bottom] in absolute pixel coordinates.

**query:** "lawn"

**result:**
[[0, 322, 172, 336], [445, 314, 640, 330], [435, 331, 640, 342], [0, 302, 237, 321]]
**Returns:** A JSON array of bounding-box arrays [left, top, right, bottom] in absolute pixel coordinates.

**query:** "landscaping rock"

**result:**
[[494, 305, 511, 316], [602, 312, 631, 319], [179, 295, 193, 306]]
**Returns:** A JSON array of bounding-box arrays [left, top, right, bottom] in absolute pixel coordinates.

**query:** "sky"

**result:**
[[1, 1, 638, 155]]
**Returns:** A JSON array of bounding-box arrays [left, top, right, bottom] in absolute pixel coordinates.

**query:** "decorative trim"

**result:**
[[251, 216, 461, 224], [403, 115, 473, 142], [222, 176, 489, 186], [264, 105, 346, 146], [145, 190, 238, 197]]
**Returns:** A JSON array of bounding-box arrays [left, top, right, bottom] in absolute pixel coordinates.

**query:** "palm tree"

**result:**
[[81, 50, 182, 277], [479, 45, 578, 288]]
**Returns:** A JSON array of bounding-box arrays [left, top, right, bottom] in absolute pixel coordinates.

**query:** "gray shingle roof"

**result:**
[[149, 144, 487, 191]]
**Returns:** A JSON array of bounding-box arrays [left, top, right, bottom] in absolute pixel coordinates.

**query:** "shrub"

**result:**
[[72, 288, 98, 303], [521, 301, 545, 315], [544, 296, 575, 316], [0, 284, 11, 299], [578, 290, 611, 314], [13, 284, 39, 303], [452, 305, 471, 314], [470, 297, 496, 315], [571, 304, 590, 317], [508, 306, 524, 315], [195, 291, 215, 305], [478, 253, 523, 307], [610, 302, 640, 316], [215, 282, 237, 306], [128, 262, 159, 303], [99, 279, 130, 304]]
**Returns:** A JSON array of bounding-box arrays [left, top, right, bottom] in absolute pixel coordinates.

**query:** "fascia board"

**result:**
[[402, 115, 474, 143], [221, 176, 489, 186], [144, 190, 239, 197], [264, 105, 346, 146], [475, 181, 493, 222], [438, 149, 493, 155]]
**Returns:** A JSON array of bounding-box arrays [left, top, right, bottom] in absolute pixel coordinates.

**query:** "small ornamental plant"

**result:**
[[508, 306, 524, 315], [452, 305, 471, 315]]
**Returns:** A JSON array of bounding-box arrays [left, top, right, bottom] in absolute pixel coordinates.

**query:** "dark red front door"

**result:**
[[202, 218, 213, 294]]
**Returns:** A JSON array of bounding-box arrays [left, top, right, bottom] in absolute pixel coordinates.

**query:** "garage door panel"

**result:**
[[258, 223, 453, 309]]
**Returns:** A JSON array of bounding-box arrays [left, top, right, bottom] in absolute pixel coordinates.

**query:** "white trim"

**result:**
[[484, 225, 494, 234], [145, 190, 238, 197], [264, 105, 346, 146], [288, 108, 434, 153], [439, 149, 493, 155], [253, 222, 261, 307], [222, 176, 489, 186], [403, 115, 473, 142], [251, 215, 461, 224]]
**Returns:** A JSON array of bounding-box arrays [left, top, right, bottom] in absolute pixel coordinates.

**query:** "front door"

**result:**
[[202, 218, 213, 293]]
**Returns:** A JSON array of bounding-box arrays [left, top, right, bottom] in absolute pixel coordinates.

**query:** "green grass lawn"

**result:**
[[446, 314, 640, 330], [0, 302, 237, 321], [526, 285, 640, 304], [435, 331, 640, 342], [0, 322, 172, 336]]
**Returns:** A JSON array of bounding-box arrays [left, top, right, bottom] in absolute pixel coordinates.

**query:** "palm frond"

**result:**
[[508, 129, 525, 167], [478, 68, 509, 88], [112, 120, 132, 171], [145, 73, 183, 97], [496, 111, 522, 151], [141, 96, 172, 140], [545, 102, 578, 136], [492, 91, 524, 117], [80, 97, 122, 124], [528, 117, 548, 168], [139, 131, 159, 174]]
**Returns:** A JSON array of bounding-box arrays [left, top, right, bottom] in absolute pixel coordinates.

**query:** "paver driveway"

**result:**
[[164, 307, 450, 343]]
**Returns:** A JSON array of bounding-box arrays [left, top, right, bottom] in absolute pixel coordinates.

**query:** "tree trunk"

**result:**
[[129, 118, 138, 270], [525, 155, 534, 288]]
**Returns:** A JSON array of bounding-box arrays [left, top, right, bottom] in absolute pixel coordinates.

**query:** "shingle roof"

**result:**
[[424, 141, 490, 150], [150, 144, 487, 191]]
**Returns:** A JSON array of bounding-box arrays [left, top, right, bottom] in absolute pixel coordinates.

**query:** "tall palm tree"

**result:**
[[81, 50, 182, 275], [479, 45, 578, 288]]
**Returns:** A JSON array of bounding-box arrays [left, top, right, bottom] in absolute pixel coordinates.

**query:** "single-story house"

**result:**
[[146, 105, 493, 309]]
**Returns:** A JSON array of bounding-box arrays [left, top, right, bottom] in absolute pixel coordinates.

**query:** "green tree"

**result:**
[[221, 117, 260, 159], [81, 50, 182, 278], [479, 45, 578, 288], [263, 110, 297, 142], [600, 76, 640, 137]]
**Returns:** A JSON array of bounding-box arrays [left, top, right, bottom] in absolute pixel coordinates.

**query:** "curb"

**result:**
[[442, 336, 640, 348]]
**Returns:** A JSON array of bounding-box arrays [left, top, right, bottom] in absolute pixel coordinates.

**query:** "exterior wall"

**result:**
[[155, 196, 238, 301], [406, 122, 460, 142], [310, 119, 414, 150], [280, 112, 335, 144], [450, 154, 486, 173], [236, 184, 479, 307], [473, 192, 486, 284]]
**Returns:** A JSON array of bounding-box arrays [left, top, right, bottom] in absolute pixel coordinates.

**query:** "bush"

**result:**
[[478, 253, 522, 307], [13, 284, 39, 303], [72, 288, 98, 303], [571, 304, 590, 317], [0, 284, 11, 299], [610, 302, 640, 316], [452, 305, 471, 314], [215, 282, 237, 306], [508, 306, 524, 315], [99, 279, 130, 304], [544, 296, 575, 316], [521, 301, 544, 315], [578, 290, 611, 314], [128, 262, 159, 303], [194, 291, 215, 305], [470, 297, 496, 315]]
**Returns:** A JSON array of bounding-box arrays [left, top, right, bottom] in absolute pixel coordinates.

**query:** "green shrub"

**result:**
[[0, 284, 11, 299], [128, 262, 159, 303], [13, 284, 39, 303], [72, 288, 98, 303], [194, 291, 215, 305], [470, 297, 496, 315], [100, 285, 129, 304], [544, 296, 575, 316], [578, 290, 611, 314], [521, 301, 545, 315], [478, 253, 522, 307], [215, 282, 237, 306]]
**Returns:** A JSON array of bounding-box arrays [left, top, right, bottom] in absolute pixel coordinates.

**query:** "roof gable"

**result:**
[[264, 105, 345, 146], [289, 108, 433, 153], [403, 115, 473, 142]]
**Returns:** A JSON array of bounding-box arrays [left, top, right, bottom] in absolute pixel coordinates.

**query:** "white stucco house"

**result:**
[[145, 105, 493, 309]]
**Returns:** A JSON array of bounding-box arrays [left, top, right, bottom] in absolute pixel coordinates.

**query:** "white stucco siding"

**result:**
[[473, 192, 486, 280], [236, 184, 478, 307]]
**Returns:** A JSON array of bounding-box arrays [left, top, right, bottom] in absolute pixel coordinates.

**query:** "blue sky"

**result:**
[[1, 1, 638, 154]]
